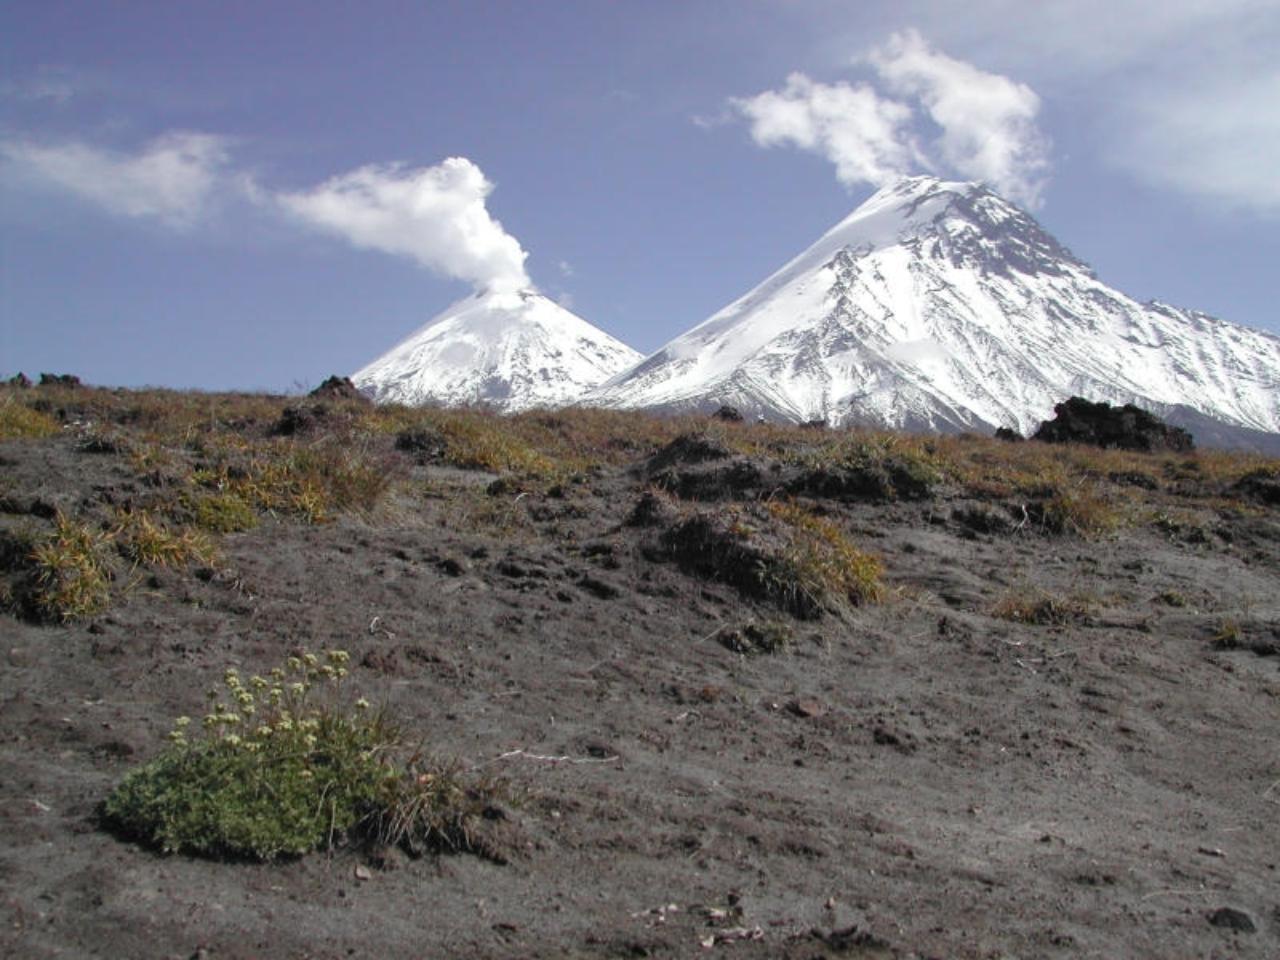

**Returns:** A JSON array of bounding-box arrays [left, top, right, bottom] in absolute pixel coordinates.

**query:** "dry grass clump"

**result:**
[[376, 407, 554, 477], [1182, 450, 1279, 487], [660, 500, 883, 619], [0, 397, 61, 440], [30, 512, 115, 621], [992, 587, 1094, 625], [1147, 507, 1212, 544], [766, 500, 885, 611], [10, 507, 223, 621], [376, 405, 700, 476], [366, 758, 512, 861], [190, 442, 393, 524], [1210, 619, 1243, 648], [1032, 481, 1127, 538], [114, 510, 219, 569]]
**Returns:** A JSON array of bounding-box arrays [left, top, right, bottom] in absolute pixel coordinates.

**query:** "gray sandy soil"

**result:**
[[1, 409, 1277, 959]]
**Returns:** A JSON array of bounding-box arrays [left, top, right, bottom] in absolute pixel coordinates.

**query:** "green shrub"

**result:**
[[103, 651, 397, 860], [103, 651, 509, 862]]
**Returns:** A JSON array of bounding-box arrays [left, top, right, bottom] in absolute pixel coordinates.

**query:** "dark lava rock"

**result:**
[[788, 697, 826, 718], [577, 575, 621, 600], [994, 426, 1024, 443], [645, 432, 731, 473], [436, 556, 467, 577], [1206, 906, 1255, 933], [719, 621, 792, 655], [951, 502, 1013, 536], [1108, 470, 1160, 490], [659, 511, 821, 619], [806, 925, 893, 954], [1032, 397, 1194, 452], [792, 457, 934, 502], [39, 373, 82, 388], [395, 427, 449, 463], [308, 375, 369, 403], [1233, 468, 1280, 506], [712, 405, 743, 422], [627, 490, 680, 528], [652, 458, 765, 501], [273, 404, 328, 436]]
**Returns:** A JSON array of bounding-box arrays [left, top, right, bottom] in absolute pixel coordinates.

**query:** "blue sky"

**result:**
[[2, 0, 1278, 392]]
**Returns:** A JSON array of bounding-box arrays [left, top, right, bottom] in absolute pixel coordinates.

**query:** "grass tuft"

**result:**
[[31, 512, 114, 621], [115, 510, 219, 569], [189, 492, 259, 533], [767, 500, 885, 612], [0, 397, 61, 440], [992, 587, 1093, 625]]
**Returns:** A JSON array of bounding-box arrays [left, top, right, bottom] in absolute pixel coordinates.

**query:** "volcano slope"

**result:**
[[1, 384, 1277, 959]]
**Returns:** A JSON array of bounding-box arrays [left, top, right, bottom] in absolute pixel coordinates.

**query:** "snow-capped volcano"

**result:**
[[353, 288, 641, 411], [589, 176, 1280, 445]]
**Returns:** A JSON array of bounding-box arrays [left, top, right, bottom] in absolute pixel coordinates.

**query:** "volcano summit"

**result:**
[[590, 177, 1280, 448], [354, 288, 641, 412]]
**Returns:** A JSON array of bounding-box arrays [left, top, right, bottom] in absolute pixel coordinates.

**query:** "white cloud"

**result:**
[[870, 29, 1048, 206], [0, 132, 231, 226], [731, 72, 920, 188], [1115, 70, 1280, 214], [859, 2, 1280, 213], [727, 32, 1049, 205], [278, 157, 530, 292]]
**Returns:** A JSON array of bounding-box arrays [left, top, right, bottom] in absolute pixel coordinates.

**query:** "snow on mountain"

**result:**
[[353, 288, 641, 411], [588, 176, 1280, 445]]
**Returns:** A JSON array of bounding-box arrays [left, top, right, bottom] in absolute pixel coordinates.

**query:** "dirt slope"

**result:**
[[1, 389, 1277, 958]]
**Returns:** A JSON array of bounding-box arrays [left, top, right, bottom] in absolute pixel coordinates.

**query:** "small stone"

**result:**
[[437, 557, 466, 576], [354, 864, 372, 881], [1207, 906, 1255, 933], [789, 698, 825, 719]]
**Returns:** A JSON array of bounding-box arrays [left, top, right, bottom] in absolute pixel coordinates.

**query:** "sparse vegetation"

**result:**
[[2, 382, 1278, 957], [1211, 619, 1243, 649], [992, 587, 1094, 625], [718, 620, 794, 655], [0, 396, 60, 440]]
